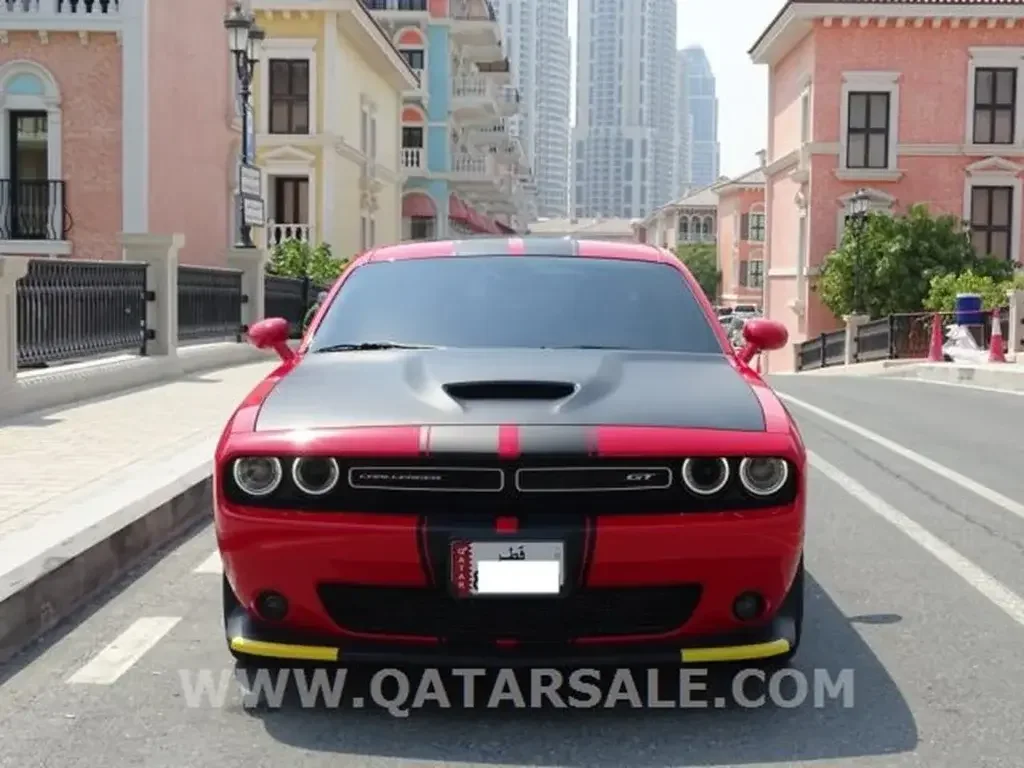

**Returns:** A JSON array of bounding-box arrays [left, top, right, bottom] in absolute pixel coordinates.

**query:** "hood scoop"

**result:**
[[443, 380, 577, 401]]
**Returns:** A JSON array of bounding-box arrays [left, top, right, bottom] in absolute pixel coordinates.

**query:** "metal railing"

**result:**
[[16, 258, 147, 368], [794, 329, 846, 372], [265, 275, 331, 338], [361, 0, 427, 10], [796, 306, 1013, 371], [177, 266, 245, 343], [0, 179, 70, 241]]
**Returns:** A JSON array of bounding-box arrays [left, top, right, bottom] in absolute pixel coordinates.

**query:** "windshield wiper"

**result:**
[[314, 341, 440, 353]]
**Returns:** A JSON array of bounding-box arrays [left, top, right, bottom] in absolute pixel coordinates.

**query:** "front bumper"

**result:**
[[226, 607, 798, 667]]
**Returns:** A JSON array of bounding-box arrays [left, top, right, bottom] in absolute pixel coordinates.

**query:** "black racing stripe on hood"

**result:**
[[517, 425, 597, 456], [424, 425, 501, 454]]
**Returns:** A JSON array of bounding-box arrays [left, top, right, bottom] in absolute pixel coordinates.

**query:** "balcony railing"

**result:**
[[0, 179, 69, 241], [265, 222, 314, 250], [361, 0, 427, 11], [453, 75, 495, 100], [451, 153, 491, 176], [1, 0, 121, 21], [449, 0, 496, 21], [401, 147, 424, 170]]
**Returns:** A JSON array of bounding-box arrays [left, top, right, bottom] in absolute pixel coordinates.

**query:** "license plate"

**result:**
[[450, 540, 563, 597]]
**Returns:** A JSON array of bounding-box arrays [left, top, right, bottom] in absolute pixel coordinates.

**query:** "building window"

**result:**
[[846, 91, 889, 169], [678, 217, 689, 242], [748, 259, 764, 288], [268, 59, 310, 134], [973, 68, 1016, 145], [748, 212, 765, 242], [970, 185, 1014, 260], [401, 49, 425, 71], [410, 217, 433, 240]]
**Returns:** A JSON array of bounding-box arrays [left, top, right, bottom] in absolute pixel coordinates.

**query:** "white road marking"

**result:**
[[779, 392, 1024, 523], [882, 376, 1024, 397], [193, 551, 222, 574], [67, 617, 181, 685], [811, 452, 1024, 628]]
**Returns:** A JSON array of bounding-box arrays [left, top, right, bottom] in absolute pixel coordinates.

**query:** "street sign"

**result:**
[[239, 163, 261, 198], [243, 197, 265, 227]]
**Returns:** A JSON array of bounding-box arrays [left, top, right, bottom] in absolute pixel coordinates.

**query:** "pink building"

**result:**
[[750, 0, 1024, 372], [0, 0, 235, 265], [713, 166, 766, 310]]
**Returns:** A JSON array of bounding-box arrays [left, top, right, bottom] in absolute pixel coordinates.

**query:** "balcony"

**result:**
[[475, 57, 511, 84], [265, 222, 314, 251], [451, 75, 499, 121], [496, 86, 521, 117], [448, 0, 501, 57], [0, 179, 70, 254], [361, 0, 429, 21], [401, 147, 426, 173], [0, 0, 122, 31]]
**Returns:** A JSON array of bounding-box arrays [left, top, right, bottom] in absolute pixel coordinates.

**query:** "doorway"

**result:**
[[6, 110, 50, 239]]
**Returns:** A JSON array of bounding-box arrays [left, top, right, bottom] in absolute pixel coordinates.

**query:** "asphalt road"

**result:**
[[2, 375, 1023, 768]]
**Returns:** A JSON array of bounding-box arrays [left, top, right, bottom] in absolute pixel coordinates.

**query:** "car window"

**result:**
[[308, 255, 724, 354]]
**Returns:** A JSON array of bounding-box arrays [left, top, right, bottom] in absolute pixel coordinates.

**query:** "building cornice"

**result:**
[[750, 2, 1024, 66]]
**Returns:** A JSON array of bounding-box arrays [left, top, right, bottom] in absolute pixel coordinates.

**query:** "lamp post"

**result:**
[[225, 2, 265, 248], [847, 188, 871, 315]]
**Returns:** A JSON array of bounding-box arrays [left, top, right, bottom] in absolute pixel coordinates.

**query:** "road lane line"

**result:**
[[810, 452, 1024, 629], [67, 617, 181, 685], [194, 551, 222, 574], [779, 392, 1024, 523], [882, 377, 1024, 397]]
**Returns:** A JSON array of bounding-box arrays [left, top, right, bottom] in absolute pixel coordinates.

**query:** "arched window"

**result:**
[[0, 60, 65, 244], [678, 217, 689, 241]]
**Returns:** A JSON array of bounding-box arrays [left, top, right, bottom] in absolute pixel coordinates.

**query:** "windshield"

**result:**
[[307, 256, 724, 354]]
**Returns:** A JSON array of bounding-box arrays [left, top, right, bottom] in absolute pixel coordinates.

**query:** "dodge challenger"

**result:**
[[215, 236, 805, 668]]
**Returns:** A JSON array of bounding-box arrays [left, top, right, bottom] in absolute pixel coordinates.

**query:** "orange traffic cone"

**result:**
[[927, 313, 944, 362], [988, 309, 1006, 363]]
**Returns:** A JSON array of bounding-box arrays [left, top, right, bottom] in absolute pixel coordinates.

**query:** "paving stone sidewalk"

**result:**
[[0, 361, 277, 539]]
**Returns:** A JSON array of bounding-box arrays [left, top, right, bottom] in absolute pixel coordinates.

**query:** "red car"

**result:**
[[215, 237, 805, 668]]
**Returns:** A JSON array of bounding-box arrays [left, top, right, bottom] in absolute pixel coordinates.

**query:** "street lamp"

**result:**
[[847, 188, 871, 315], [225, 2, 264, 248]]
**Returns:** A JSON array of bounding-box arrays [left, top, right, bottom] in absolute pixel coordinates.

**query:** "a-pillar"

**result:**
[[120, 233, 185, 357]]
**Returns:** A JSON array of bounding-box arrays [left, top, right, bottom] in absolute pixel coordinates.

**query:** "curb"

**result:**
[[879, 362, 1024, 392], [0, 444, 217, 665]]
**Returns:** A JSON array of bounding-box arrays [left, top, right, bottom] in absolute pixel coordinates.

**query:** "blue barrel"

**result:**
[[954, 293, 983, 325]]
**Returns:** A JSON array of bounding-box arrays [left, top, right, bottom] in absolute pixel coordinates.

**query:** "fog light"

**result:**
[[732, 591, 764, 621], [255, 591, 289, 621]]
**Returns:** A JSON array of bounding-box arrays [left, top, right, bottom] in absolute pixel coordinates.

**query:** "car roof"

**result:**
[[358, 237, 675, 266]]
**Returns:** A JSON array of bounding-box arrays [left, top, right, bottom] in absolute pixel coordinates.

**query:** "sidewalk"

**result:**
[[0, 358, 278, 662], [0, 360, 277, 540]]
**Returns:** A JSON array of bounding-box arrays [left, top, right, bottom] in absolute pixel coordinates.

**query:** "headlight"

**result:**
[[738, 457, 789, 496], [232, 457, 282, 496], [291, 457, 340, 496], [681, 457, 730, 496]]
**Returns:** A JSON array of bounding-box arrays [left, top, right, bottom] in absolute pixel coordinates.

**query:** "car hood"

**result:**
[[254, 348, 766, 432]]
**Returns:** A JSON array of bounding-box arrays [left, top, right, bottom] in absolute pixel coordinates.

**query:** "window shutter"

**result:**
[[739, 260, 749, 287], [740, 214, 750, 240]]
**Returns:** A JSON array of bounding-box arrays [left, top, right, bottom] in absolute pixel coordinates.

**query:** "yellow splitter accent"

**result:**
[[680, 638, 790, 663], [230, 637, 338, 662]]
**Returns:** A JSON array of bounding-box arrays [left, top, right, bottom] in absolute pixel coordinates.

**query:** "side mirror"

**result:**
[[736, 318, 788, 365], [247, 317, 295, 362]]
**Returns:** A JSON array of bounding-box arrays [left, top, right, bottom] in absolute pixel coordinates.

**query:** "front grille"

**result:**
[[221, 456, 798, 513], [317, 584, 703, 641]]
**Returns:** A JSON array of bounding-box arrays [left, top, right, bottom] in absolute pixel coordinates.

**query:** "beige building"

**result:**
[[527, 217, 639, 241]]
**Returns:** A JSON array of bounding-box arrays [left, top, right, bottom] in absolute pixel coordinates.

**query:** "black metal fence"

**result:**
[[265, 274, 330, 338], [12, 256, 335, 370], [177, 265, 245, 343], [16, 258, 148, 368], [795, 306, 1014, 371]]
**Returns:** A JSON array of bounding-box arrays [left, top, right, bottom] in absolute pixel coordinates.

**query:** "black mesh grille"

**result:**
[[316, 584, 703, 641]]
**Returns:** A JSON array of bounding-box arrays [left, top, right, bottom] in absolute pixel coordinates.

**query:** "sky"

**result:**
[[568, 0, 784, 179]]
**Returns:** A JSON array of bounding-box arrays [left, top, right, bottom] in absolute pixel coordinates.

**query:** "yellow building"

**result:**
[[249, 0, 418, 259]]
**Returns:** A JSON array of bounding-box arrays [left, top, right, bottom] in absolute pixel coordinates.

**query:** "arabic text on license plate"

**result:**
[[450, 541, 563, 597]]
